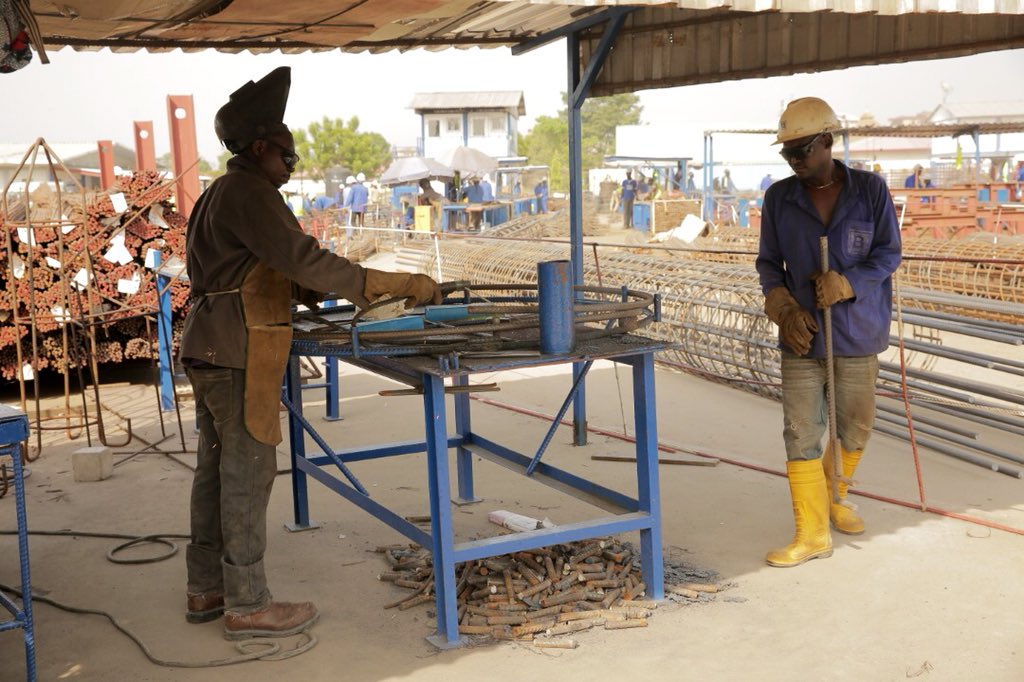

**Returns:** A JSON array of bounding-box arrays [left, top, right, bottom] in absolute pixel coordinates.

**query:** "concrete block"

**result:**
[[73, 446, 113, 482]]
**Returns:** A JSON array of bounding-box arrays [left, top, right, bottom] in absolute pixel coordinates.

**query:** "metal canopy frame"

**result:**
[[522, 8, 632, 444]]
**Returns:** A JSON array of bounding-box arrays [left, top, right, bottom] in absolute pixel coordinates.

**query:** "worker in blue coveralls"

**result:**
[[480, 174, 494, 202], [534, 177, 549, 213], [621, 171, 638, 228], [756, 96, 901, 569]]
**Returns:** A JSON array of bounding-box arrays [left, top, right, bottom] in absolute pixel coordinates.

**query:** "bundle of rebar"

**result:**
[[2, 169, 190, 381], [374, 538, 720, 646]]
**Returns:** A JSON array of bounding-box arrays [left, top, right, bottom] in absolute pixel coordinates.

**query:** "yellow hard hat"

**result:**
[[774, 97, 841, 145]]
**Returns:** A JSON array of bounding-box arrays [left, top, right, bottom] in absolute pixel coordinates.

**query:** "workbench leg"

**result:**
[[324, 357, 342, 421], [572, 360, 589, 446], [422, 374, 464, 649], [453, 375, 480, 505], [11, 443, 36, 682], [285, 357, 319, 532], [632, 353, 664, 599]]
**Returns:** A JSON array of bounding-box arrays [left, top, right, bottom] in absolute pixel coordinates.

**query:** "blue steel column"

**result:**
[[285, 355, 315, 530], [422, 373, 462, 647], [632, 352, 664, 598], [973, 129, 981, 180], [453, 373, 479, 505], [154, 251, 174, 411], [323, 298, 341, 421], [567, 31, 588, 446], [703, 134, 715, 222], [842, 131, 850, 166]]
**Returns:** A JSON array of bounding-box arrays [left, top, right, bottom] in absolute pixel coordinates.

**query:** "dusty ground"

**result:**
[[2, 347, 1023, 682], [3, 243, 1024, 682]]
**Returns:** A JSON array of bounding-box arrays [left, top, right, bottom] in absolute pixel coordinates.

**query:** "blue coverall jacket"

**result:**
[[756, 160, 902, 360]]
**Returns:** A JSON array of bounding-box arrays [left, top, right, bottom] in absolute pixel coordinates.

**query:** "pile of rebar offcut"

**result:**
[[375, 539, 718, 648]]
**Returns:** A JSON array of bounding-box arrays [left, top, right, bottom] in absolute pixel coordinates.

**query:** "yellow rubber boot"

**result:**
[[823, 444, 865, 535], [765, 459, 833, 567]]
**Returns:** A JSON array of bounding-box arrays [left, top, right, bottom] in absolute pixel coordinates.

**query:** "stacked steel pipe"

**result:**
[[398, 217, 1024, 478]]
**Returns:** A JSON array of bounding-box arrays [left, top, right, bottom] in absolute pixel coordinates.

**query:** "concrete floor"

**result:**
[[2, 353, 1023, 682]]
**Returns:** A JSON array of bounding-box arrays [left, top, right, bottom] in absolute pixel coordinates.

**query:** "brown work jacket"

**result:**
[[180, 155, 366, 369]]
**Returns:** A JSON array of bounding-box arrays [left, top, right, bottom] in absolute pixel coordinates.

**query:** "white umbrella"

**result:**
[[379, 156, 455, 185], [436, 146, 498, 177]]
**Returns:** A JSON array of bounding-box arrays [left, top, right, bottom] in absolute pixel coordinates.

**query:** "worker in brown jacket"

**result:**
[[179, 67, 441, 640]]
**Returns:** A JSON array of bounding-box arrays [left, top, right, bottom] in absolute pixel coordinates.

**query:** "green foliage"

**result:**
[[293, 116, 392, 182], [519, 93, 642, 192]]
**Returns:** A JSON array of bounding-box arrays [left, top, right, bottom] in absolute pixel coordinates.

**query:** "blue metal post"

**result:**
[[632, 352, 664, 599], [703, 134, 715, 222], [285, 356, 317, 531], [973, 129, 982, 181], [323, 298, 341, 421], [842, 131, 850, 166], [563, 11, 627, 447], [154, 250, 174, 411], [453, 374, 479, 505], [422, 374, 462, 648]]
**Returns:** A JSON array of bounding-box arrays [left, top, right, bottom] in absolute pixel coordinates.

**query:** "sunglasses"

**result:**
[[779, 134, 823, 162], [264, 139, 300, 168]]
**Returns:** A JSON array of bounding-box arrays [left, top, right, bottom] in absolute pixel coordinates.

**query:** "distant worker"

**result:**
[[722, 169, 737, 193], [621, 171, 638, 228], [181, 66, 441, 640], [480, 175, 494, 202], [1016, 160, 1024, 199], [464, 178, 485, 230], [904, 164, 925, 189], [760, 173, 774, 191], [756, 96, 901, 568], [685, 171, 697, 199], [673, 162, 684, 192], [534, 177, 549, 214], [346, 172, 369, 227], [341, 175, 356, 228], [417, 178, 444, 227]]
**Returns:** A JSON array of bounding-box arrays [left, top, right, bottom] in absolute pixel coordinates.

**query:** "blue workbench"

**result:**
[[282, 334, 666, 647], [0, 405, 35, 681]]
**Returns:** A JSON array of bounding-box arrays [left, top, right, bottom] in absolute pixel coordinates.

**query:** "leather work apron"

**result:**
[[239, 262, 292, 445]]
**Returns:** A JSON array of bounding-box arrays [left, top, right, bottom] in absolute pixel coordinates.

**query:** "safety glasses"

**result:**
[[779, 134, 822, 162], [264, 139, 300, 168]]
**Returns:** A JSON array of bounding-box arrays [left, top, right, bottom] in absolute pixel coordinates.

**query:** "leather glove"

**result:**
[[362, 269, 442, 309], [764, 287, 819, 356], [810, 271, 854, 309]]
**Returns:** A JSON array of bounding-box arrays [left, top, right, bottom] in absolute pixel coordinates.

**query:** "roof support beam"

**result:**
[[561, 10, 627, 446], [511, 8, 626, 57]]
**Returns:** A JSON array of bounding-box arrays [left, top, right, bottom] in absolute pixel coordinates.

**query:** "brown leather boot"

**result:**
[[186, 592, 225, 624], [223, 601, 319, 641]]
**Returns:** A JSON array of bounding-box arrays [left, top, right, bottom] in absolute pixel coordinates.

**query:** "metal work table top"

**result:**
[[0, 404, 29, 444], [326, 333, 668, 382]]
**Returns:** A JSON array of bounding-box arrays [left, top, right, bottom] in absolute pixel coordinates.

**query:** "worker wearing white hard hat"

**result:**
[[342, 176, 357, 229], [345, 172, 369, 227], [757, 96, 902, 567]]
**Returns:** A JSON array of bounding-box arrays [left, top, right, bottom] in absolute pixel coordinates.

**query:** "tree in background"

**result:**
[[293, 116, 392, 182], [519, 93, 642, 192]]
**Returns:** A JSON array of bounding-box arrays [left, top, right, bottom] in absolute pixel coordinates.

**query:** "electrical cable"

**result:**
[[0, 528, 319, 666]]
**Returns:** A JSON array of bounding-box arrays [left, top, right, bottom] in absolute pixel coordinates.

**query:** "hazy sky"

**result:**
[[2, 43, 1021, 164]]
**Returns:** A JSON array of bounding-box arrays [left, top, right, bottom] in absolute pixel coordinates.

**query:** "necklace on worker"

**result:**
[[804, 175, 836, 190]]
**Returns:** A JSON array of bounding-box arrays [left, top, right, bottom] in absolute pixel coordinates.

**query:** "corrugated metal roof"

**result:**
[[410, 91, 526, 114], [21, 1, 1024, 95], [932, 101, 1024, 123]]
